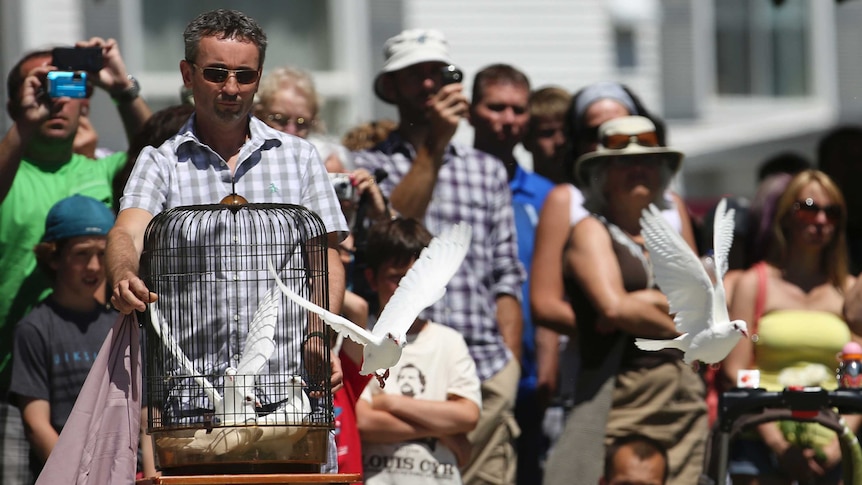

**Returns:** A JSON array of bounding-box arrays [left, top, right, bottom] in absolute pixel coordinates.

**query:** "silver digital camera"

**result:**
[[328, 173, 357, 202]]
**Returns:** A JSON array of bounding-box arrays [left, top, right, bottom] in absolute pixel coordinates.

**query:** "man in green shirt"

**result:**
[[0, 38, 151, 484]]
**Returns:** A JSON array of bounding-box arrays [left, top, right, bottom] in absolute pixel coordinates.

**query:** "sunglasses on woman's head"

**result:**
[[189, 62, 259, 84], [602, 131, 660, 150], [792, 197, 842, 224]]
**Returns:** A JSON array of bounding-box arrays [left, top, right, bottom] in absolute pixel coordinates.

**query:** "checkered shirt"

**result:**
[[121, 114, 348, 237], [354, 134, 525, 381]]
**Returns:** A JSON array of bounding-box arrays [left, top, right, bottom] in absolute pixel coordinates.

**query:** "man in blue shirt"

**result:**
[[469, 63, 554, 485]]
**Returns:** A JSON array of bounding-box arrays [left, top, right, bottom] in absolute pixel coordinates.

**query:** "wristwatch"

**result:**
[[111, 75, 140, 104]]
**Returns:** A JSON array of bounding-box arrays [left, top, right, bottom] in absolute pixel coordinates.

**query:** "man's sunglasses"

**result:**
[[188, 62, 259, 84], [792, 197, 842, 224], [601, 131, 660, 150]]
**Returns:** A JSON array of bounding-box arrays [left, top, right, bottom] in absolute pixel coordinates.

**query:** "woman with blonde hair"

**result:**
[[255, 66, 351, 172], [723, 170, 860, 485]]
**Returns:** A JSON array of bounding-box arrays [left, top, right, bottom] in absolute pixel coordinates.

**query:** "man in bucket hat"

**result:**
[[355, 29, 525, 485]]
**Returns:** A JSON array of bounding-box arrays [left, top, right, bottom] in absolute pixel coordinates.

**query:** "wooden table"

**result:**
[[136, 473, 361, 484]]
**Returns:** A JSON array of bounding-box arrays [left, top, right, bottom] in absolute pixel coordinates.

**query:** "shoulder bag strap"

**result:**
[[751, 261, 768, 366]]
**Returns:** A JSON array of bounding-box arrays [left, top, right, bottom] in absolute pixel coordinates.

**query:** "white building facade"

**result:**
[[2, 0, 859, 202]]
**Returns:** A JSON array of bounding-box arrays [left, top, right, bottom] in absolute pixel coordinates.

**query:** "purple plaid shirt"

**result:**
[[354, 133, 525, 381]]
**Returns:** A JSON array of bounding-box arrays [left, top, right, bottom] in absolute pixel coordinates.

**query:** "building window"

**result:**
[[715, 0, 810, 96], [142, 1, 331, 72], [615, 27, 637, 69]]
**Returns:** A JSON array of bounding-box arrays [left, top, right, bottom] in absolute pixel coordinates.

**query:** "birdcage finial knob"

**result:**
[[220, 193, 248, 207]]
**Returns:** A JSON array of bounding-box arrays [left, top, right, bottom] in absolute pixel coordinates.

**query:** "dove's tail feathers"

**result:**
[[634, 336, 687, 352]]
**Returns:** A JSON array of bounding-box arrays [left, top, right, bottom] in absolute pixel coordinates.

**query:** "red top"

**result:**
[[333, 350, 373, 484]]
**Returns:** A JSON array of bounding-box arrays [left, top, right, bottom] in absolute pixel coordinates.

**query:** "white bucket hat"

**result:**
[[574, 115, 683, 185], [374, 29, 453, 103]]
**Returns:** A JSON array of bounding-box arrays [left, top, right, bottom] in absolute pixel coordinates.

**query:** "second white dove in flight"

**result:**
[[269, 222, 472, 387], [634, 198, 748, 364]]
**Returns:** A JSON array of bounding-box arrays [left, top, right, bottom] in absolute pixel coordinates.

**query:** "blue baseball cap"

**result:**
[[42, 194, 115, 242]]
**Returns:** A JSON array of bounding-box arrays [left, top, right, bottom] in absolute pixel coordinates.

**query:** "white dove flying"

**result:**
[[149, 302, 222, 415], [634, 198, 748, 364], [221, 283, 280, 425], [149, 284, 280, 426], [269, 222, 472, 387]]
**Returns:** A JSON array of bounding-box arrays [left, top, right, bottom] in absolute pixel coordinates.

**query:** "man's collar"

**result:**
[[509, 164, 544, 196], [170, 113, 279, 151]]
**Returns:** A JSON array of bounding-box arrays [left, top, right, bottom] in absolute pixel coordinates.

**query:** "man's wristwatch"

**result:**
[[111, 75, 140, 104]]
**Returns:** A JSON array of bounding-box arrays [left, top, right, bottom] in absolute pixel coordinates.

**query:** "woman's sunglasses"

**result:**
[[792, 198, 842, 224], [189, 62, 259, 84], [264, 113, 313, 133], [601, 131, 660, 150]]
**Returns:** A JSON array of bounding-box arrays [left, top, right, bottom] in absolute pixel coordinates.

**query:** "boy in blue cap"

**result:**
[[8, 194, 117, 473]]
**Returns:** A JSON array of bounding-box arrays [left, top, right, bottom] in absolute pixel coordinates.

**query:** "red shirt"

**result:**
[[334, 350, 372, 483]]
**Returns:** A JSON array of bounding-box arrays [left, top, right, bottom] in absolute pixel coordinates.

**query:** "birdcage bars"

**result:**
[[139, 203, 333, 470]]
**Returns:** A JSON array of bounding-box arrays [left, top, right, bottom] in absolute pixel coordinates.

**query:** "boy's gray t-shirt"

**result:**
[[9, 299, 117, 432]]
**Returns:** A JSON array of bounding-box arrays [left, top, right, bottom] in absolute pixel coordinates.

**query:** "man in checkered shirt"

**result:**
[[106, 10, 348, 474], [353, 29, 525, 485]]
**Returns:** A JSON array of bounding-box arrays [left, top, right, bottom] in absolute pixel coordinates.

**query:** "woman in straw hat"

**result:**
[[542, 116, 707, 485]]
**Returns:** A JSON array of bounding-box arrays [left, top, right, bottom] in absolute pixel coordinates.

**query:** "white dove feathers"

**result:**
[[634, 198, 748, 364], [269, 222, 472, 386], [148, 283, 281, 425], [221, 283, 280, 425]]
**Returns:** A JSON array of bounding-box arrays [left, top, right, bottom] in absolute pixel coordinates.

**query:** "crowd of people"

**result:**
[[1, 7, 862, 485]]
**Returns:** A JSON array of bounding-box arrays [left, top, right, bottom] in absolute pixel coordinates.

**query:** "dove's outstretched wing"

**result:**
[[235, 284, 279, 376], [710, 198, 736, 323], [267, 258, 379, 347], [372, 222, 472, 341], [149, 303, 222, 406], [640, 204, 714, 334]]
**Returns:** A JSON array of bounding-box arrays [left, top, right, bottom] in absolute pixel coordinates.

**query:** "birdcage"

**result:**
[[140, 201, 333, 475]]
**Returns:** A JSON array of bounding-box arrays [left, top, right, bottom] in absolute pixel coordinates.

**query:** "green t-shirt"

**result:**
[[0, 151, 126, 393]]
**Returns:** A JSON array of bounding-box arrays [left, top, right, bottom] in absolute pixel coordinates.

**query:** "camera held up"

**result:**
[[441, 65, 463, 85]]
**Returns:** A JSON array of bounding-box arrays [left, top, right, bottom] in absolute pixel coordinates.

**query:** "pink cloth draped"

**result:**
[[36, 313, 141, 485]]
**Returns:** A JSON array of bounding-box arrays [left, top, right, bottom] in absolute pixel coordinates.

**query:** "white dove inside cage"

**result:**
[[140, 202, 333, 475]]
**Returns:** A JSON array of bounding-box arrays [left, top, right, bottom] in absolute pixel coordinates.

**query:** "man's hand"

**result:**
[[425, 83, 468, 158], [439, 433, 472, 468], [330, 349, 344, 394], [15, 64, 56, 138], [111, 274, 157, 314], [77, 37, 132, 96], [350, 169, 390, 221]]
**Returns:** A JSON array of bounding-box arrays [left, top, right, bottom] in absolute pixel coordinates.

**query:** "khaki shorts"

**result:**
[[605, 361, 708, 485], [463, 358, 521, 485]]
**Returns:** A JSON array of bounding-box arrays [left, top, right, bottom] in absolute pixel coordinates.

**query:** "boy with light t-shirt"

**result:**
[[356, 218, 482, 485]]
